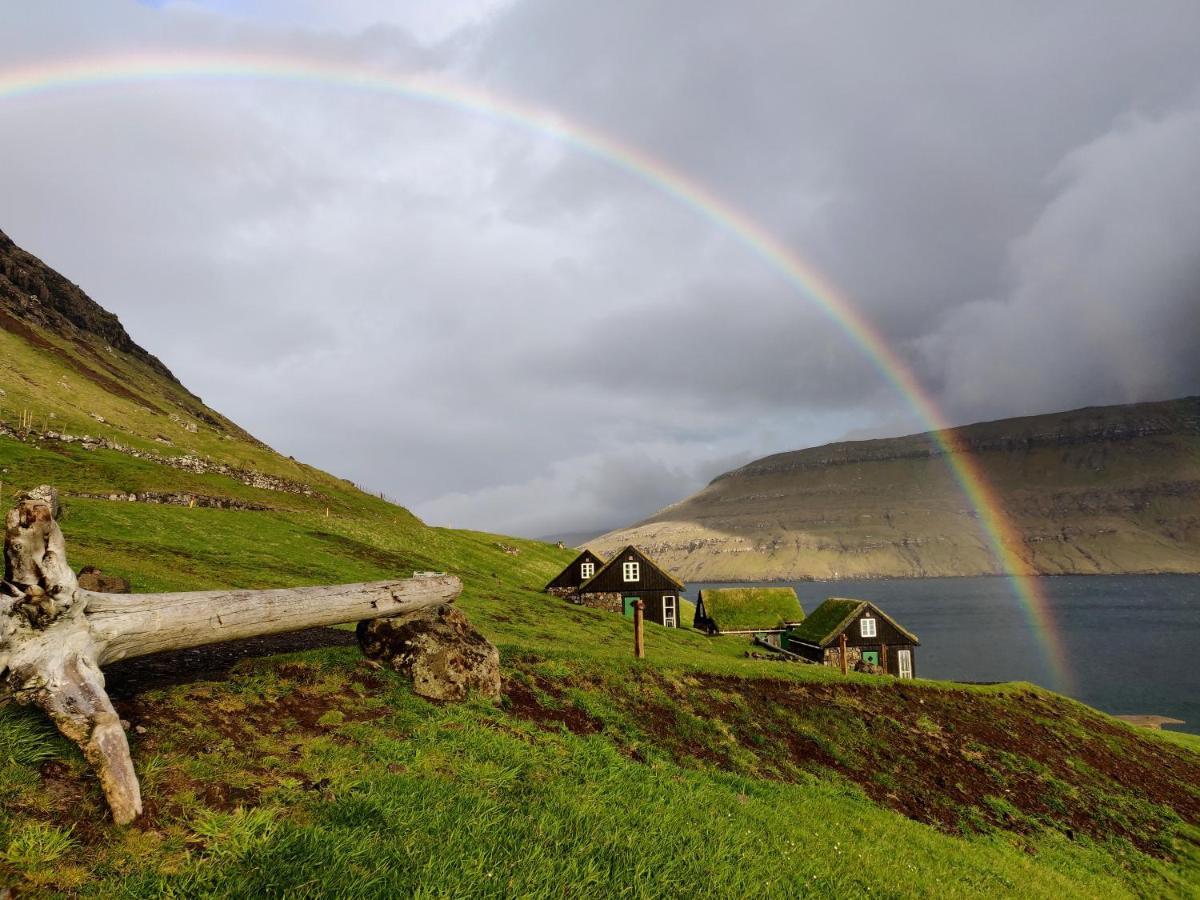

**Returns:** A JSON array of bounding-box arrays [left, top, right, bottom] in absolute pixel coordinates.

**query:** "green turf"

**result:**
[[696, 586, 805, 632]]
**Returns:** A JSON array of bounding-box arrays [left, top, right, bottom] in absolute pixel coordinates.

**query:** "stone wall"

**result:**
[[823, 646, 863, 670], [547, 587, 577, 600], [578, 591, 623, 614]]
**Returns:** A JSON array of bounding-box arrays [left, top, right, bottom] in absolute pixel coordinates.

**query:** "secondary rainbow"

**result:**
[[0, 51, 1074, 691]]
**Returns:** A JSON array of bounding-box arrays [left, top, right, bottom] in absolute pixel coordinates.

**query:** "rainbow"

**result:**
[[0, 51, 1073, 691]]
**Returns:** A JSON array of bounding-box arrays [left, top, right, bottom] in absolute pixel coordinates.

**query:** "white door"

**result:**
[[663, 595, 677, 628], [897, 649, 913, 679]]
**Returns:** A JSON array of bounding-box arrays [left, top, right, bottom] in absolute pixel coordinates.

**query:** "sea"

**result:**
[[686, 575, 1200, 734]]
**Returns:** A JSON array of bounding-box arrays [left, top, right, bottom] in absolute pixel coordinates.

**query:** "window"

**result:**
[[622, 561, 640, 582], [580, 562, 594, 580], [860, 617, 877, 638], [663, 595, 676, 628]]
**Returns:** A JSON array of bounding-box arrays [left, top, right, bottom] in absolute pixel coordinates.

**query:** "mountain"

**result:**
[[593, 398, 1200, 581], [0, 226, 531, 589]]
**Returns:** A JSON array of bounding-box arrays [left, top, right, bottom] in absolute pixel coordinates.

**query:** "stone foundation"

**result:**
[[823, 646, 863, 670], [577, 591, 623, 614]]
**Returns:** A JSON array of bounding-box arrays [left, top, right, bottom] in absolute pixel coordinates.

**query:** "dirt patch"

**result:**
[[502, 675, 603, 736], [110, 665, 391, 830], [503, 662, 1200, 857]]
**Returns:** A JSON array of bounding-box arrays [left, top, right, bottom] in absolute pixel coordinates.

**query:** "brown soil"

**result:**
[[502, 663, 1200, 857], [502, 673, 603, 736]]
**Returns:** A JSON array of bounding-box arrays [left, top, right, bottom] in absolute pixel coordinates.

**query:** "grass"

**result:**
[[695, 586, 805, 632], [0, 315, 1197, 896], [0, 471, 1194, 896]]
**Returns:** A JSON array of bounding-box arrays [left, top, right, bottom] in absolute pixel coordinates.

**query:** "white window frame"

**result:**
[[860, 617, 877, 638], [897, 649, 913, 679], [663, 595, 676, 628], [622, 561, 640, 582], [580, 562, 594, 580]]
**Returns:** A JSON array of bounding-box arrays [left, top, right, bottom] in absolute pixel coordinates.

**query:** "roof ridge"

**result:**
[[579, 544, 684, 591]]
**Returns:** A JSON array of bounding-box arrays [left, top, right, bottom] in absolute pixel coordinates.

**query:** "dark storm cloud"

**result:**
[[2, 2, 1199, 535]]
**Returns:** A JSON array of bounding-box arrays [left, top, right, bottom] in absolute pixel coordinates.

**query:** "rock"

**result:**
[[356, 604, 500, 702], [77, 566, 132, 594]]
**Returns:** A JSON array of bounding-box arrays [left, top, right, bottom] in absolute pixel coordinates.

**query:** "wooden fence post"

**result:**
[[633, 599, 645, 659], [839, 632, 848, 675]]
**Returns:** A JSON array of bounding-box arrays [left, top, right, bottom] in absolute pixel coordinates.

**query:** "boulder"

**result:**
[[77, 566, 131, 594], [356, 604, 500, 702]]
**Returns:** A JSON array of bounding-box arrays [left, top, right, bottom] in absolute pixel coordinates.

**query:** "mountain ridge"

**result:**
[[594, 396, 1200, 580]]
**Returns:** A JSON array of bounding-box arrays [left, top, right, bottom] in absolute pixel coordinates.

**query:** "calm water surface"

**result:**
[[687, 575, 1200, 734]]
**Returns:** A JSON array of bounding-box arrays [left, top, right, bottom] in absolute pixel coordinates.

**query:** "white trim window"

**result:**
[[580, 562, 595, 580], [860, 617, 877, 638], [663, 595, 677, 628], [622, 561, 640, 582], [897, 649, 913, 679]]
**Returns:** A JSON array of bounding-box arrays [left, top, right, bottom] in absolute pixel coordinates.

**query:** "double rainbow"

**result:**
[[0, 51, 1073, 691]]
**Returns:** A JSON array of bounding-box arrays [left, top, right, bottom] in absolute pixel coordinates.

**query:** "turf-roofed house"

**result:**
[[572, 545, 685, 628], [544, 548, 607, 599], [786, 598, 919, 678], [693, 586, 805, 647]]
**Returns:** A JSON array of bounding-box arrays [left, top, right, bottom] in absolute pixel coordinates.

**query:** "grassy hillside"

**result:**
[[594, 398, 1200, 581], [0, 488, 1197, 897], [0, 230, 1198, 896]]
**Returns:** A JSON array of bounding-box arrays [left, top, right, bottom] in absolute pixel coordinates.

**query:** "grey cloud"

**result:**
[[927, 100, 1200, 421], [3, 2, 1199, 537]]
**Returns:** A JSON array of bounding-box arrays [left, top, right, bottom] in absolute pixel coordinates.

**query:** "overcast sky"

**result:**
[[3, 1, 1199, 537]]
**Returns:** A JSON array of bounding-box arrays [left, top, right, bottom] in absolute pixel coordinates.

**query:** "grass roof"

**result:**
[[787, 598, 920, 647], [786, 598, 866, 646], [697, 587, 805, 632]]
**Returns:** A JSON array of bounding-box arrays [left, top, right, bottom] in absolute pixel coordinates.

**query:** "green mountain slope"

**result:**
[[0, 229, 1198, 897], [595, 398, 1200, 581]]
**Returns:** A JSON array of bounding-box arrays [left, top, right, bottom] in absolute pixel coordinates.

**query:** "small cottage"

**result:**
[[693, 587, 805, 647], [576, 545, 685, 628], [786, 598, 919, 678], [544, 549, 608, 598]]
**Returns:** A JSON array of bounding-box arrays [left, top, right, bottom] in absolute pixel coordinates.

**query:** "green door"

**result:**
[[623, 597, 638, 618], [862, 651, 879, 666]]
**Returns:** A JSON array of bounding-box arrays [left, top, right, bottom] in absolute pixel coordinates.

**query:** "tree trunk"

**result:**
[[89, 576, 463, 665], [0, 486, 462, 825]]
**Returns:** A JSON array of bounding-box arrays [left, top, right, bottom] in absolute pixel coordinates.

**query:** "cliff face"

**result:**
[[0, 228, 178, 382], [0, 227, 259, 444], [594, 398, 1200, 580]]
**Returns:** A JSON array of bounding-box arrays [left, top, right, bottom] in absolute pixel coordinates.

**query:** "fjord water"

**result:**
[[688, 575, 1200, 734]]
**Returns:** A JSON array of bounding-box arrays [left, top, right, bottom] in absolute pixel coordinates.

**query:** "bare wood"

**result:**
[[839, 632, 848, 675], [90, 576, 462, 665], [0, 485, 462, 825], [633, 599, 645, 659]]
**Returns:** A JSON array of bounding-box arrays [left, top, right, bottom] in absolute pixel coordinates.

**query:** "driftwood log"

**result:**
[[0, 486, 462, 825]]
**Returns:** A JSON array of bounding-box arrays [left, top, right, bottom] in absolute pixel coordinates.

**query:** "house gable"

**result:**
[[787, 598, 919, 648], [579, 545, 684, 594], [545, 549, 608, 591]]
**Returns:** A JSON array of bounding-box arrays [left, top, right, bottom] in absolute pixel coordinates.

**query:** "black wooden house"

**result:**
[[785, 598, 919, 678], [544, 549, 607, 598], [576, 545, 685, 628]]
